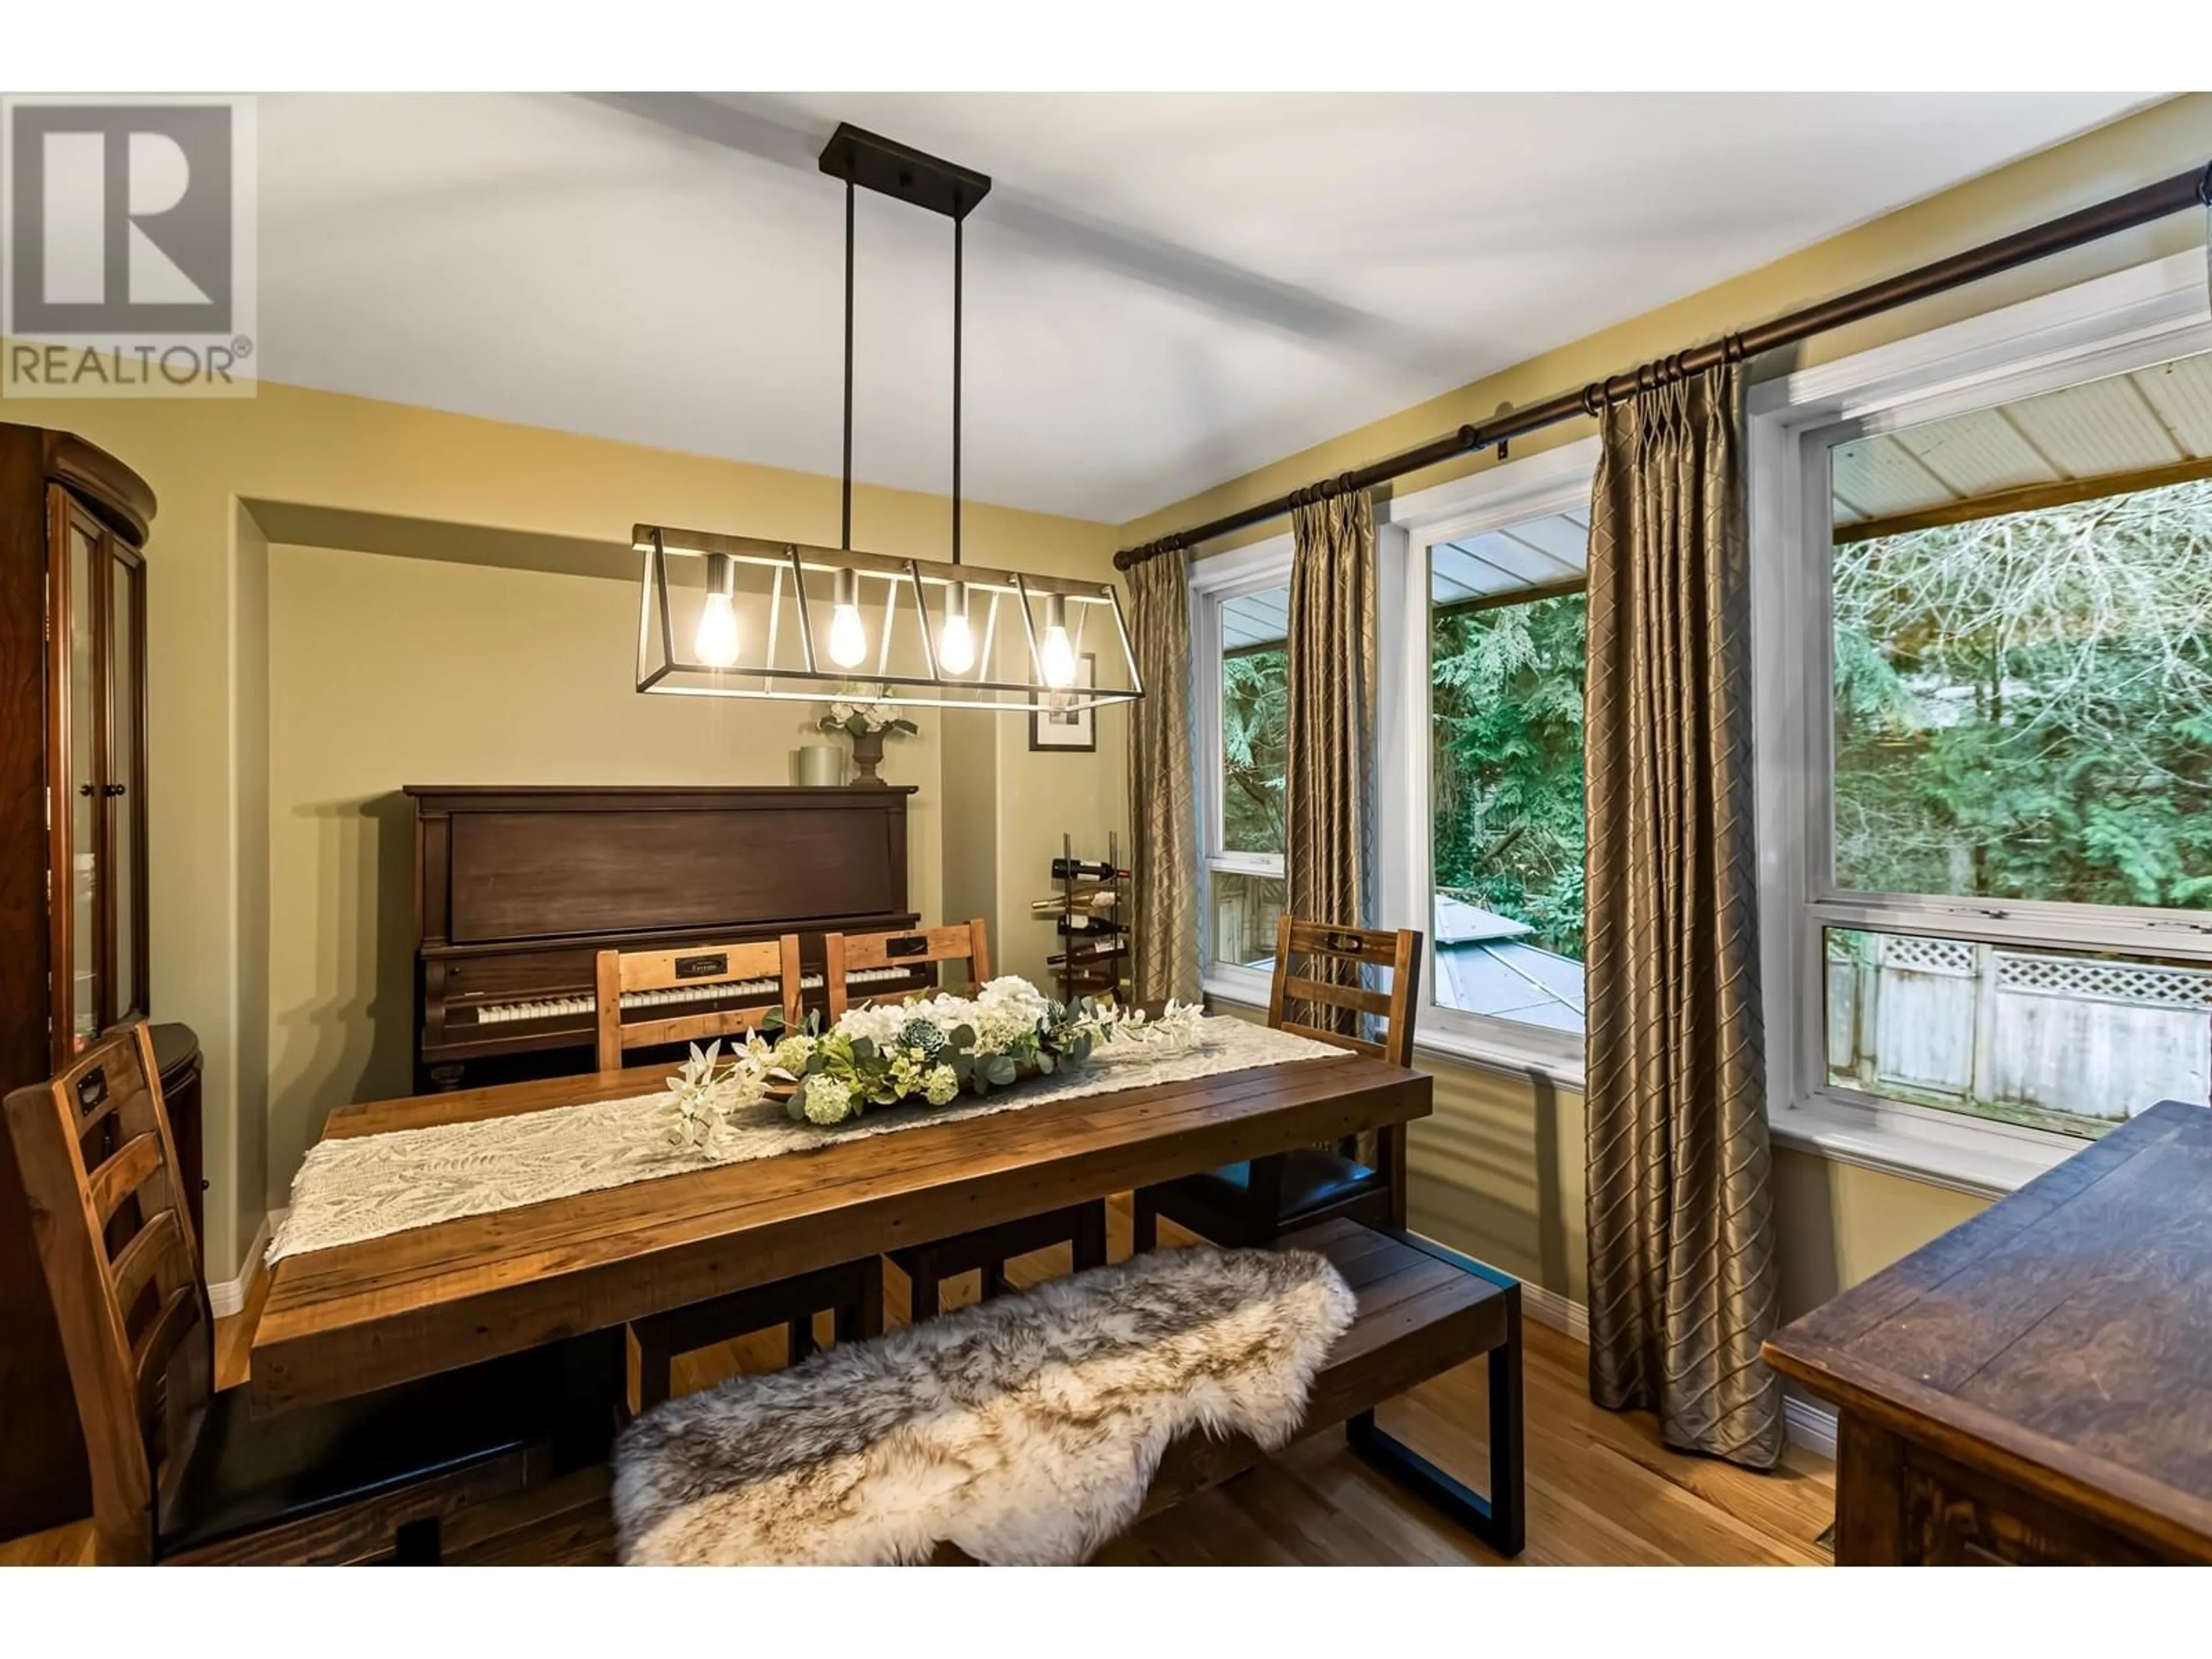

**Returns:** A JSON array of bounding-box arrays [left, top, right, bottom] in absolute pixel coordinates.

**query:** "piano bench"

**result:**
[[627, 1256, 884, 1413], [887, 1202, 1109, 1322]]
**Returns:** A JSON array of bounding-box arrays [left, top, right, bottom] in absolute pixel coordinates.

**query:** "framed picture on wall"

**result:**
[[1030, 653, 1097, 752]]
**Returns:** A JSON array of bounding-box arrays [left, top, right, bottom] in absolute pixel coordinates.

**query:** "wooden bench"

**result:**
[[588, 1213, 1527, 1566], [1133, 1215, 1525, 1555]]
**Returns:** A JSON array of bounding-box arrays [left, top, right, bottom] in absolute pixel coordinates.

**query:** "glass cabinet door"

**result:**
[[64, 508, 101, 1052], [50, 488, 149, 1059], [108, 544, 147, 1024]]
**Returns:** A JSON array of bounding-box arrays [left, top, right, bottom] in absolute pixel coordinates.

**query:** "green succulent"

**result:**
[[897, 1017, 946, 1060]]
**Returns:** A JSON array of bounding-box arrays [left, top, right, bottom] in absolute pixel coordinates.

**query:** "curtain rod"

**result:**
[[1114, 160, 2212, 573]]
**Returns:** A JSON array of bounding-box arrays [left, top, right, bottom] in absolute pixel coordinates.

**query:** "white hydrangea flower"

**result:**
[[801, 1071, 857, 1126], [923, 1063, 960, 1106], [768, 1033, 816, 1075], [836, 1001, 916, 1051]]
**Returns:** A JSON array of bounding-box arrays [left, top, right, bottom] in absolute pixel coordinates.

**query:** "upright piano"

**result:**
[[409, 784, 933, 1090]]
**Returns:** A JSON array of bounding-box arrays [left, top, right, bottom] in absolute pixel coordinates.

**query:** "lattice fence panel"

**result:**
[[1996, 952, 2212, 1012], [1877, 933, 1976, 976]]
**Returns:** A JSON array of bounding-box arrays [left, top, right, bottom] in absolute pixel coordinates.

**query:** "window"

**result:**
[[1755, 251, 2212, 1188], [1426, 525, 1588, 1037], [1195, 551, 1293, 999], [1381, 439, 1600, 1080]]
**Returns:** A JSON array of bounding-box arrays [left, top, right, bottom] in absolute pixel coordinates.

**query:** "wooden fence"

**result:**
[[1826, 933, 2211, 1129]]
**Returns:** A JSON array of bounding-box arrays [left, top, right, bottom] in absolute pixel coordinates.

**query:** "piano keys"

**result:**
[[470, 966, 912, 1027], [408, 785, 928, 1090]]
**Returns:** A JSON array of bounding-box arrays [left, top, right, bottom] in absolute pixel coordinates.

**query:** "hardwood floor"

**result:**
[[0, 1205, 1834, 1567]]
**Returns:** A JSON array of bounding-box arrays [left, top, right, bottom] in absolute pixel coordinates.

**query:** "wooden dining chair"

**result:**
[[821, 916, 993, 1020], [594, 935, 882, 1412], [822, 919, 1110, 1321], [3, 1025, 558, 1565], [1132, 917, 1424, 1252], [593, 934, 806, 1071]]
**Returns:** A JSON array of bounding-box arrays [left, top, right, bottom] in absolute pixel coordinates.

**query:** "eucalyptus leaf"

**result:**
[[851, 1036, 877, 1061], [1035, 1052, 1055, 1074], [948, 1024, 976, 1049], [984, 1055, 1018, 1086]]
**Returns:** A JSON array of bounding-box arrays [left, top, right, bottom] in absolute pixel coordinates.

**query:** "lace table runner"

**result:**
[[270, 1016, 1347, 1263]]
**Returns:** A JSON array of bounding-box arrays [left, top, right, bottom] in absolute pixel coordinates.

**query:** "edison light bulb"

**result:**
[[695, 554, 740, 667], [1039, 593, 1077, 688], [827, 567, 869, 669], [938, 581, 976, 674]]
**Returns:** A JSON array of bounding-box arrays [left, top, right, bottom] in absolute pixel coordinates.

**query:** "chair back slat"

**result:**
[[110, 1207, 187, 1321], [2, 1024, 213, 1564], [1283, 920, 1408, 969], [1279, 1018, 1385, 1059], [134, 1286, 202, 1417], [1280, 975, 1393, 1018], [823, 919, 992, 1021], [88, 1131, 163, 1228], [594, 935, 804, 1071], [1267, 916, 1425, 1069]]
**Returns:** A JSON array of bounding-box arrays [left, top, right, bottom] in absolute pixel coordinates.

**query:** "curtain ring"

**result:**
[[1580, 382, 1606, 418], [1722, 332, 1747, 365]]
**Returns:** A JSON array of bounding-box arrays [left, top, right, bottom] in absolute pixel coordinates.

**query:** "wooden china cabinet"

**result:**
[[0, 422, 200, 1538]]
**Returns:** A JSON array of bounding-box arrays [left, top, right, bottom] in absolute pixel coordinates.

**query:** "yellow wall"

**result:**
[[2, 376, 1127, 1279], [1160, 100, 2212, 1312]]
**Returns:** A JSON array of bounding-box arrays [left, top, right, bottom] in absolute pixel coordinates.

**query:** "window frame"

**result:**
[[1378, 437, 1600, 1086], [1750, 247, 2212, 1196], [1191, 533, 1296, 1007]]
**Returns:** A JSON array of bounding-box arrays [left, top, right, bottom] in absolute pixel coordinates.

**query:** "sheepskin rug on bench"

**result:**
[[612, 1245, 1355, 1565]]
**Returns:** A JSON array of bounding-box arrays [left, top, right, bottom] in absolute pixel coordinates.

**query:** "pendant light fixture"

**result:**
[[634, 124, 1143, 715]]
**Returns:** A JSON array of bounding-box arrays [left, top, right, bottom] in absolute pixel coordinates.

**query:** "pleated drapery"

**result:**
[[1582, 361, 1785, 1469], [1126, 548, 1202, 1006], [1284, 490, 1379, 1032]]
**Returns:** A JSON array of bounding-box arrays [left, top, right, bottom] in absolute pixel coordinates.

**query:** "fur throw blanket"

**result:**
[[612, 1245, 1355, 1565]]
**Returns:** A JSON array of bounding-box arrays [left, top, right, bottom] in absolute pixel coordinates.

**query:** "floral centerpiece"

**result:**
[[819, 690, 918, 786], [659, 978, 1203, 1143]]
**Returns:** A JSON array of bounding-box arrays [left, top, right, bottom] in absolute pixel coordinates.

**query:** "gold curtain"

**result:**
[[1583, 361, 1784, 1469], [1285, 490, 1378, 1032], [1126, 550, 1201, 1006]]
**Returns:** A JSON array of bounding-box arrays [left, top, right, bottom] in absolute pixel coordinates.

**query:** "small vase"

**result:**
[[849, 728, 887, 786]]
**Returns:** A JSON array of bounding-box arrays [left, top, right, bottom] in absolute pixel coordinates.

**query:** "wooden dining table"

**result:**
[[249, 1040, 1433, 1461]]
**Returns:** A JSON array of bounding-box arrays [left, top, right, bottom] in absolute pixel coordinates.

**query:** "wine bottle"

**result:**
[[1050, 857, 1127, 881], [1048, 938, 1127, 965], [1029, 887, 1118, 915], [1056, 915, 1128, 937]]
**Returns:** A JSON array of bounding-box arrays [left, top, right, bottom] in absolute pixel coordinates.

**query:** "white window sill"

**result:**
[[1203, 979, 1587, 1092], [1767, 1092, 2080, 1200]]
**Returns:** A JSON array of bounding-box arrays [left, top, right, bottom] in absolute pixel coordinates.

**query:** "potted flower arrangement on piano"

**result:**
[[660, 977, 1202, 1143]]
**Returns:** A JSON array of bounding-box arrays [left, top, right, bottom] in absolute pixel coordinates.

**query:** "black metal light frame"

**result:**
[[636, 122, 1143, 714]]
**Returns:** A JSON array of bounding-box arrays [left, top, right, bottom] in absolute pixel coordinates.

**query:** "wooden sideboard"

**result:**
[[1765, 1100, 2212, 1565]]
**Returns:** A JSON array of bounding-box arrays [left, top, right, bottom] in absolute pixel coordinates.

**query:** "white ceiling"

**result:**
[[255, 92, 2154, 526]]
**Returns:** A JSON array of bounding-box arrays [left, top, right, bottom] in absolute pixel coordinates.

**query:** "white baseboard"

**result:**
[[1518, 1278, 1589, 1343], [1443, 1253, 1838, 1462], [207, 1207, 282, 1317], [1783, 1393, 1839, 1461]]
